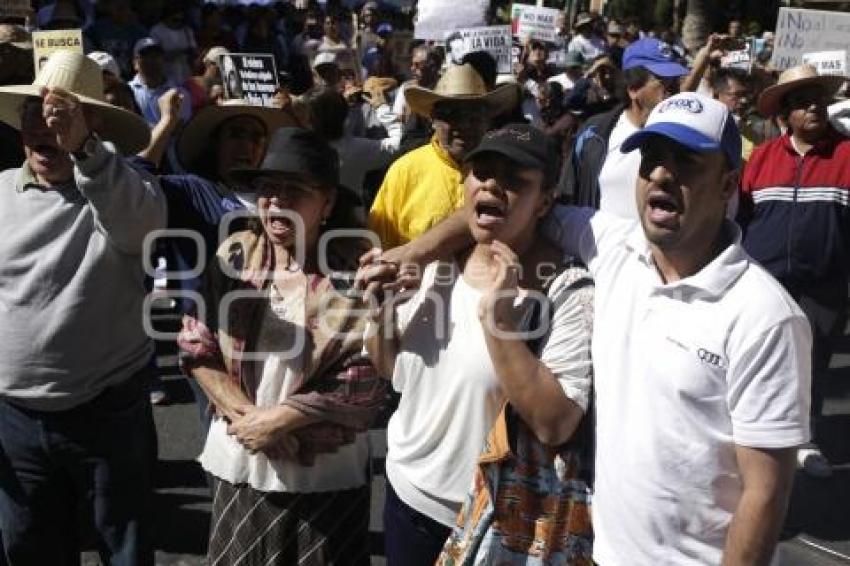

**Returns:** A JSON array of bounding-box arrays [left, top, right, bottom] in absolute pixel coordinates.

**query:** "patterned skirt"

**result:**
[[207, 478, 371, 566]]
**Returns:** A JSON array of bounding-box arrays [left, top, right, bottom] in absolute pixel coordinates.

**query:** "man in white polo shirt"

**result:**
[[368, 92, 811, 565], [547, 93, 810, 564]]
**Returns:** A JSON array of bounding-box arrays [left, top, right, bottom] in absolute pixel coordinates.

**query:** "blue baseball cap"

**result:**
[[133, 37, 162, 58], [376, 22, 394, 37], [623, 38, 689, 78], [621, 93, 742, 170]]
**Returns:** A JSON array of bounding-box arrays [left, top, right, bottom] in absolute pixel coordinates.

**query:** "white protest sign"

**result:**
[[721, 49, 751, 71], [414, 0, 487, 41], [772, 7, 850, 73], [0, 0, 30, 19], [444, 26, 512, 74], [802, 50, 847, 76], [220, 53, 280, 107], [32, 29, 83, 72], [511, 5, 559, 43]]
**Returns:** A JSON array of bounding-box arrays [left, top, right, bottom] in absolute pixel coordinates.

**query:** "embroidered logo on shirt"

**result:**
[[697, 348, 722, 367]]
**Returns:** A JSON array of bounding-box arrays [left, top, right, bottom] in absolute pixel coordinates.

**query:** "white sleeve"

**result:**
[[543, 206, 635, 273], [726, 316, 812, 449], [392, 85, 407, 118], [538, 270, 594, 411]]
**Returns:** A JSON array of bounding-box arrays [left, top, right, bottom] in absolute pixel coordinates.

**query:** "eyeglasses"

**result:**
[[255, 178, 323, 204]]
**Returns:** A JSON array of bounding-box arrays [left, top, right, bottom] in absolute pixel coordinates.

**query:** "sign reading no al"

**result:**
[[772, 7, 850, 74]]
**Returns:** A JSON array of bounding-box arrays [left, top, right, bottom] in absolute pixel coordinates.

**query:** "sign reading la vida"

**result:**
[[32, 29, 83, 72], [771, 7, 850, 74], [445, 26, 512, 74]]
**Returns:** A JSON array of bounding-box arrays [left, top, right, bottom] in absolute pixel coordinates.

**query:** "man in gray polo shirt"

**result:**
[[0, 51, 165, 564]]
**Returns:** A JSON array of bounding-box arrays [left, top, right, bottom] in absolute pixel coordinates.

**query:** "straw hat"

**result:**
[[757, 64, 846, 117], [0, 50, 149, 154], [177, 100, 296, 173], [405, 64, 518, 118]]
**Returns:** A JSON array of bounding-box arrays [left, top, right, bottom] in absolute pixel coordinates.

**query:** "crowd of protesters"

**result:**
[[0, 0, 847, 564]]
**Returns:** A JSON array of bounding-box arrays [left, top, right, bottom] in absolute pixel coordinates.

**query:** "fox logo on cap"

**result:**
[[658, 97, 704, 114]]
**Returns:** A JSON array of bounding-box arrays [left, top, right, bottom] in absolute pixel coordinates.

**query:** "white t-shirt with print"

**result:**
[[385, 260, 593, 527], [546, 207, 811, 566]]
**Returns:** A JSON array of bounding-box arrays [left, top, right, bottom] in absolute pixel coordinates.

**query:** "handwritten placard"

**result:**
[[32, 29, 83, 72], [772, 7, 850, 73], [414, 0, 488, 41], [511, 5, 559, 43]]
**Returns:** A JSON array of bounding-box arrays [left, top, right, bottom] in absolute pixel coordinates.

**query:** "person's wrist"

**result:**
[[71, 131, 97, 160]]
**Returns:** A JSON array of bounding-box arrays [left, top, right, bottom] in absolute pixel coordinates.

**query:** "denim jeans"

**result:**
[[0, 373, 154, 566]]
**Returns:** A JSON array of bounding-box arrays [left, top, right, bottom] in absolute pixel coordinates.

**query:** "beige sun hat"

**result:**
[[0, 50, 149, 154], [757, 64, 847, 117], [176, 100, 297, 173], [405, 63, 518, 118]]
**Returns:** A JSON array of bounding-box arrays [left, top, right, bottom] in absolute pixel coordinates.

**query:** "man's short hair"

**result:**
[[711, 68, 748, 95]]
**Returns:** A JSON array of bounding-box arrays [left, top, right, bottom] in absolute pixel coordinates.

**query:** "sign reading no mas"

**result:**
[[772, 8, 850, 73]]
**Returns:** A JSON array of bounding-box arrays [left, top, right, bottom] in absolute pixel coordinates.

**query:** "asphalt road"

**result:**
[[81, 313, 850, 565]]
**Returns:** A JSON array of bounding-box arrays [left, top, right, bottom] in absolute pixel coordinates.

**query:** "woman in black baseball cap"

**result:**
[[361, 124, 594, 564], [179, 127, 384, 565]]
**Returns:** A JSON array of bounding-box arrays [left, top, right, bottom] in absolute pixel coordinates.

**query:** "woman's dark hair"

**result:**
[[308, 88, 348, 142]]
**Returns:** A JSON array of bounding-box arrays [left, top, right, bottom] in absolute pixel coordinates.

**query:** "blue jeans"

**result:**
[[0, 374, 154, 566], [384, 479, 451, 566]]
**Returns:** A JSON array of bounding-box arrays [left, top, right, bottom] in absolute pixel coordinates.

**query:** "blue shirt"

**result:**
[[128, 75, 192, 127], [159, 174, 250, 313]]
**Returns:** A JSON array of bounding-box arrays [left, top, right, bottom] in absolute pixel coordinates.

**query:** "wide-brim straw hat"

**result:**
[[177, 100, 296, 172], [405, 63, 518, 118], [757, 64, 846, 117], [0, 50, 150, 154]]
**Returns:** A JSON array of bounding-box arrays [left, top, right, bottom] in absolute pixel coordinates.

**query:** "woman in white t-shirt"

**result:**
[[361, 124, 593, 565]]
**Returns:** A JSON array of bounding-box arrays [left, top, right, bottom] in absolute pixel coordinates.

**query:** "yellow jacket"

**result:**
[[368, 136, 465, 249]]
